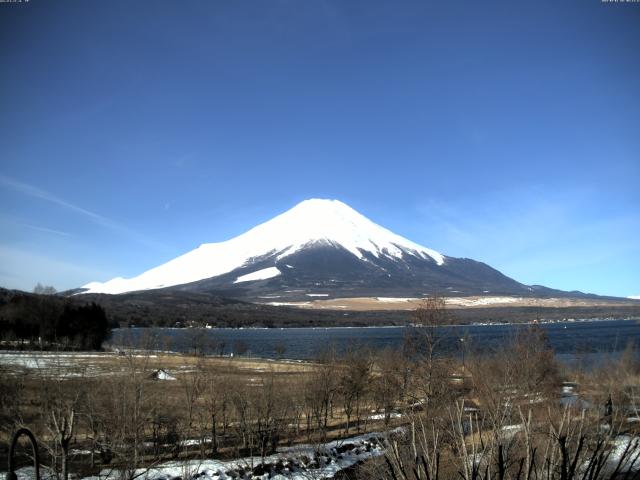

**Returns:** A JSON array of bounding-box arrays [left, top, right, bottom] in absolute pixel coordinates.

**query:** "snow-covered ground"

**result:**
[[607, 435, 640, 472], [0, 351, 109, 376], [0, 352, 103, 369], [3, 431, 387, 480], [0, 351, 157, 377]]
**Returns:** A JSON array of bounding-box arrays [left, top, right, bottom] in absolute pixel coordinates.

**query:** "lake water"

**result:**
[[109, 319, 640, 366]]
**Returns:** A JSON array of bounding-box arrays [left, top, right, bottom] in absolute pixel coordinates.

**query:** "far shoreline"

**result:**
[[113, 315, 640, 331]]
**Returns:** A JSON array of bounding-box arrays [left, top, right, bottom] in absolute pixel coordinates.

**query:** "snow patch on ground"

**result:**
[[369, 412, 402, 420], [0, 352, 105, 373], [234, 267, 281, 284], [375, 297, 413, 303], [446, 296, 522, 306], [153, 369, 176, 381], [1, 431, 387, 480], [0, 351, 157, 377], [266, 302, 312, 307], [500, 424, 523, 439], [606, 435, 640, 472]]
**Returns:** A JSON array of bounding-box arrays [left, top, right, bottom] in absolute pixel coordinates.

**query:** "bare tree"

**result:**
[[406, 295, 453, 414], [372, 348, 404, 426], [305, 349, 338, 441], [95, 349, 161, 480], [253, 373, 291, 462], [203, 367, 232, 455], [274, 342, 287, 359], [50, 404, 76, 480], [34, 283, 57, 295], [233, 340, 249, 357], [179, 357, 205, 455], [338, 347, 372, 434], [38, 370, 83, 480], [229, 382, 252, 454]]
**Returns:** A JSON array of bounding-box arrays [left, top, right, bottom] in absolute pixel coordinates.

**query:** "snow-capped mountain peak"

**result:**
[[81, 199, 445, 295], [237, 199, 444, 263]]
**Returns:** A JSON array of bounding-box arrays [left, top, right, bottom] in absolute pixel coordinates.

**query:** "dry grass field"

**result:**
[[0, 349, 399, 464]]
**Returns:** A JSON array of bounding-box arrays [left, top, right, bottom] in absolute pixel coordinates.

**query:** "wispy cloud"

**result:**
[[0, 174, 167, 250], [19, 223, 71, 237], [0, 174, 113, 225]]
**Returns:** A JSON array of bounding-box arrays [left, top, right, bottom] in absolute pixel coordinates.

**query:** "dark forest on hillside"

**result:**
[[0, 290, 112, 350]]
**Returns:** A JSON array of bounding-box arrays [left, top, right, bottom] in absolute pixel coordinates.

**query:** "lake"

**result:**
[[109, 318, 640, 366]]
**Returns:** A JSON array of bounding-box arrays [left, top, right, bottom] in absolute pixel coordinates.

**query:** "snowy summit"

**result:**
[[81, 199, 445, 295]]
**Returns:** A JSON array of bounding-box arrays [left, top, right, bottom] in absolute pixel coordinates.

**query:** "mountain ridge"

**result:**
[[81, 199, 447, 295], [78, 199, 608, 301]]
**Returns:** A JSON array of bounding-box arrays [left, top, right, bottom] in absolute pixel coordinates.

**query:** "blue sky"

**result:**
[[0, 0, 638, 297]]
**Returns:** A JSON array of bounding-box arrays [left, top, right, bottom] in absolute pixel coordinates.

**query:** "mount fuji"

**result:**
[[80, 199, 563, 300]]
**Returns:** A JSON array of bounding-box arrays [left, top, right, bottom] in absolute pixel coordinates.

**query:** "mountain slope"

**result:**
[[82, 199, 446, 294], [80, 198, 559, 300]]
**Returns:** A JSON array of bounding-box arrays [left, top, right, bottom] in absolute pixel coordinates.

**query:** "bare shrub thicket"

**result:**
[[377, 323, 640, 480], [3, 300, 640, 480]]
